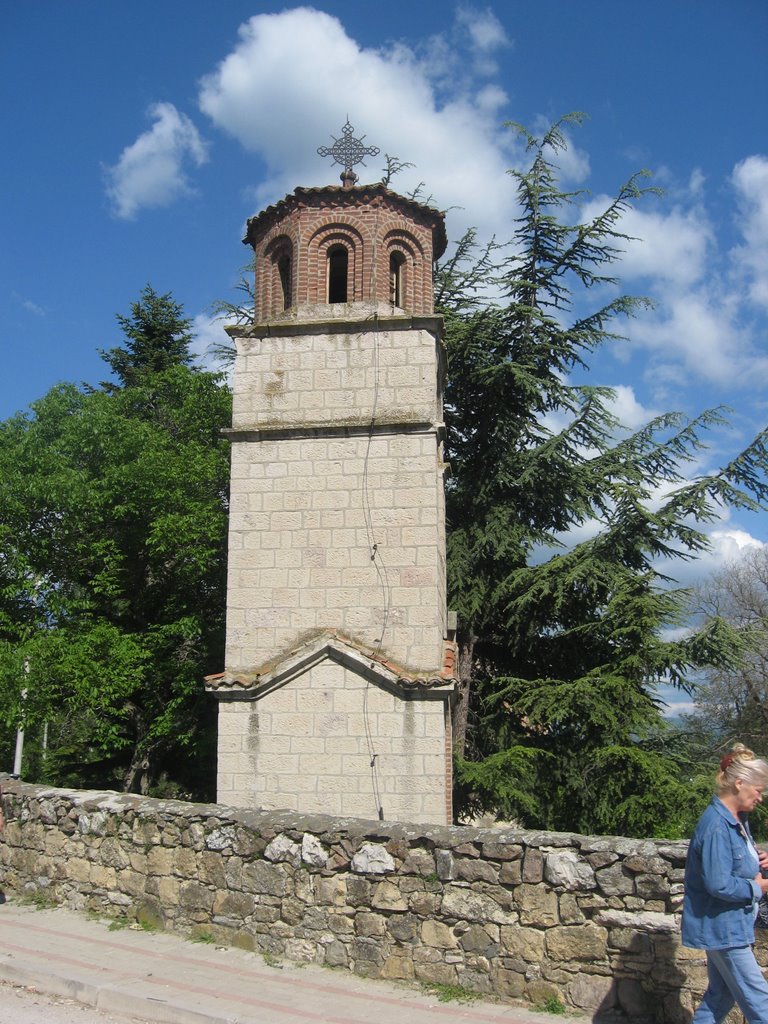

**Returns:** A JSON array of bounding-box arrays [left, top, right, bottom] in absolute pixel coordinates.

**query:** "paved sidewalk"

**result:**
[[0, 901, 566, 1024]]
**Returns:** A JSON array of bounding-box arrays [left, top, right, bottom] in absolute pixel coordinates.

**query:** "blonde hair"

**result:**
[[716, 743, 768, 795]]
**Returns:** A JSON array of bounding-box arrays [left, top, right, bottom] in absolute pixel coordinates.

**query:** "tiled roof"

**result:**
[[204, 629, 458, 695], [244, 183, 448, 258]]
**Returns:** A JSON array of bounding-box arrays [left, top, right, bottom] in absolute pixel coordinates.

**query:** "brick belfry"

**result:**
[[205, 124, 457, 825]]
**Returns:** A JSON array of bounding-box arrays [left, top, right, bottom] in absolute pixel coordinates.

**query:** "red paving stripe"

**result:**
[[2, 942, 367, 1024], [129, 973, 395, 1024], [2, 940, 136, 981], [3, 916, 519, 1022]]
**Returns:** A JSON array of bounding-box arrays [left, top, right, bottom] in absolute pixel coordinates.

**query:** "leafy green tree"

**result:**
[[441, 116, 768, 836], [0, 290, 231, 795]]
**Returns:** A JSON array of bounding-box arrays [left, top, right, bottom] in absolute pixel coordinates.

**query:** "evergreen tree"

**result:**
[[441, 116, 768, 836], [101, 284, 194, 388]]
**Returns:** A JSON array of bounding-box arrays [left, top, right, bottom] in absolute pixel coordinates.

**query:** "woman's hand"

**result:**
[[755, 872, 768, 895]]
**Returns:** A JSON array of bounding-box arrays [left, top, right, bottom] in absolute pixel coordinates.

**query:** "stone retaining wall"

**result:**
[[0, 780, 727, 1023]]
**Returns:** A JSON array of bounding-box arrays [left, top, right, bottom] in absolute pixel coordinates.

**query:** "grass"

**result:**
[[262, 951, 283, 969], [191, 930, 216, 944], [20, 890, 57, 910], [534, 995, 568, 1015], [421, 982, 482, 1004]]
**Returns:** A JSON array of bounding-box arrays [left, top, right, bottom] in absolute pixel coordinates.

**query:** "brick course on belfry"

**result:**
[[206, 177, 457, 825]]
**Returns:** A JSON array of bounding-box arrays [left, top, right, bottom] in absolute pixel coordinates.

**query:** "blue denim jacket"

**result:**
[[682, 796, 762, 950]]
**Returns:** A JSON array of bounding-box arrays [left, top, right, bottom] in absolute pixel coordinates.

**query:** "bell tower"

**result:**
[[207, 124, 456, 824]]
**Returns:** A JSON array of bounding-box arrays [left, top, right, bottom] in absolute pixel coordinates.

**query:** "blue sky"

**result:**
[[2, 2, 767, 701]]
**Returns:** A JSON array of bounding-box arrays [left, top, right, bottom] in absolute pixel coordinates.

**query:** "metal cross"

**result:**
[[317, 120, 380, 176]]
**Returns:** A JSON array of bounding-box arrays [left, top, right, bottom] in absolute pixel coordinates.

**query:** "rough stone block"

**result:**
[[500, 925, 546, 962], [515, 883, 559, 927], [371, 880, 408, 911], [545, 923, 608, 962], [568, 973, 617, 1011]]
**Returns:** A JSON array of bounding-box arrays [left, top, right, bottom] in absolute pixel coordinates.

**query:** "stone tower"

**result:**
[[206, 142, 456, 825]]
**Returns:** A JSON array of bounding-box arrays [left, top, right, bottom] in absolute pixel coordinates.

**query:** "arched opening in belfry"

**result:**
[[278, 253, 292, 310], [389, 251, 406, 307], [327, 245, 349, 303]]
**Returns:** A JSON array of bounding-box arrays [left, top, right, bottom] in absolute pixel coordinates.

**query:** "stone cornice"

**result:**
[[223, 419, 446, 443], [225, 311, 444, 341]]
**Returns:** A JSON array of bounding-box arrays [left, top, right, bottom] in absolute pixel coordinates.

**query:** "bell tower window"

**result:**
[[278, 254, 291, 310], [327, 245, 348, 303], [390, 252, 406, 307]]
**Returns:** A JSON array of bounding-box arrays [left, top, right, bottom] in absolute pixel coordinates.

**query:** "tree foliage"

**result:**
[[0, 289, 231, 796], [440, 116, 768, 836], [100, 284, 194, 388]]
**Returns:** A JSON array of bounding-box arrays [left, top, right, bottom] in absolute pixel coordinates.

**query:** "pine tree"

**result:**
[[441, 116, 768, 836], [101, 284, 193, 388]]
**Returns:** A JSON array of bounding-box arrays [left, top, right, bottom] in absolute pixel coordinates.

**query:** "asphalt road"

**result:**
[[0, 981, 156, 1024]]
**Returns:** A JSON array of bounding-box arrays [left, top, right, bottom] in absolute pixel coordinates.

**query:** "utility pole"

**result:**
[[12, 659, 28, 777]]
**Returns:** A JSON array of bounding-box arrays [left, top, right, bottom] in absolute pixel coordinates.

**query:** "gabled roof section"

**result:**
[[204, 630, 458, 701], [243, 183, 448, 260]]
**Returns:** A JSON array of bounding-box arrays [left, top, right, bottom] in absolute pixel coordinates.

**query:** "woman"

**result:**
[[683, 743, 768, 1022]]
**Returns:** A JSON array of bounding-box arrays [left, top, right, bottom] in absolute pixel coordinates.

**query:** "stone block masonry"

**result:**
[[230, 319, 443, 432], [0, 781, 727, 1023], [219, 308, 453, 824], [226, 428, 446, 672], [224, 313, 449, 677], [216, 661, 449, 822]]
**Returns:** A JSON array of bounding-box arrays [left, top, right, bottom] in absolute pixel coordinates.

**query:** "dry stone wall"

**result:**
[[0, 781, 736, 1023]]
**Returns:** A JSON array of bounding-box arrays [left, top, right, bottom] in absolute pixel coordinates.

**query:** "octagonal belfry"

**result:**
[[247, 180, 446, 320], [206, 174, 457, 825]]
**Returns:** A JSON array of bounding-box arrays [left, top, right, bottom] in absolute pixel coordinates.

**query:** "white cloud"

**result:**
[[660, 696, 697, 719], [12, 292, 45, 317], [531, 117, 590, 185], [688, 168, 706, 199], [106, 9, 766, 412], [190, 312, 234, 377], [708, 528, 764, 561], [731, 155, 768, 308], [582, 196, 712, 289], [581, 165, 768, 390], [555, 137, 591, 185], [655, 522, 765, 590], [455, 6, 510, 75], [542, 384, 657, 438], [475, 84, 509, 115], [197, 7, 522, 244], [633, 290, 752, 385], [104, 103, 208, 219], [606, 384, 659, 430], [456, 5, 509, 54]]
